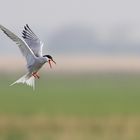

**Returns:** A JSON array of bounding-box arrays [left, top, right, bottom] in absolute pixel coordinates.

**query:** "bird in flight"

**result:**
[[0, 24, 56, 90]]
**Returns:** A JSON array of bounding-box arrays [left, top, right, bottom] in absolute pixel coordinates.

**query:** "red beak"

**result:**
[[48, 59, 56, 68]]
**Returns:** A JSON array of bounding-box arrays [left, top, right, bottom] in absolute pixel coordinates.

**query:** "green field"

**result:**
[[0, 73, 140, 140]]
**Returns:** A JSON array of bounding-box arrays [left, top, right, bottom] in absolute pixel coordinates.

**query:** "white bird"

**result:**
[[0, 24, 56, 90]]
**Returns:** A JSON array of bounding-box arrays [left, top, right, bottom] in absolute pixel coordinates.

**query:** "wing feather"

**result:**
[[0, 24, 36, 69], [22, 24, 43, 57]]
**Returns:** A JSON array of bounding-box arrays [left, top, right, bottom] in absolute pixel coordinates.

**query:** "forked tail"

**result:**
[[10, 73, 35, 90]]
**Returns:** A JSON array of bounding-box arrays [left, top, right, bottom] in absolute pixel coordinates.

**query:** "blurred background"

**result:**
[[0, 0, 140, 140]]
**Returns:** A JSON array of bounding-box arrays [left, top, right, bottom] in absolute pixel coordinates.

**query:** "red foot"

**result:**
[[36, 73, 40, 79], [32, 72, 40, 79]]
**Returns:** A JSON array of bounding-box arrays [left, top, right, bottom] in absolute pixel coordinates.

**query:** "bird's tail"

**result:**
[[10, 73, 35, 90]]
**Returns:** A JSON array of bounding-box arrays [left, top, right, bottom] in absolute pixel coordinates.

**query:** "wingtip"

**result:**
[[0, 24, 5, 30], [26, 24, 29, 28], [24, 26, 27, 30], [22, 36, 26, 38], [26, 24, 31, 31]]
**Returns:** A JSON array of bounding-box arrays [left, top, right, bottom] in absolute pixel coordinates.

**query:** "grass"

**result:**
[[0, 72, 140, 139], [0, 73, 140, 116]]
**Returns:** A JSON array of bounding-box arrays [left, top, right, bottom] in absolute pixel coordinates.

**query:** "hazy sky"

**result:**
[[1, 0, 140, 56], [0, 0, 140, 30], [1, 0, 140, 72]]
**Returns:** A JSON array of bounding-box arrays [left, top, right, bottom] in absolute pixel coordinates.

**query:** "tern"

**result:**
[[0, 24, 56, 90]]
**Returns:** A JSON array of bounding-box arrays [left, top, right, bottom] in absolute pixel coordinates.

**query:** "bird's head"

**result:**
[[43, 55, 56, 68]]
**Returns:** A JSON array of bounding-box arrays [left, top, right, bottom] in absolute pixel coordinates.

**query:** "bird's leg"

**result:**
[[32, 72, 40, 79], [36, 72, 40, 79], [32, 72, 37, 78]]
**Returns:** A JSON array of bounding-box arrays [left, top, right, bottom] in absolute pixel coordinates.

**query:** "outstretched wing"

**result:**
[[0, 24, 36, 68], [22, 24, 43, 57]]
